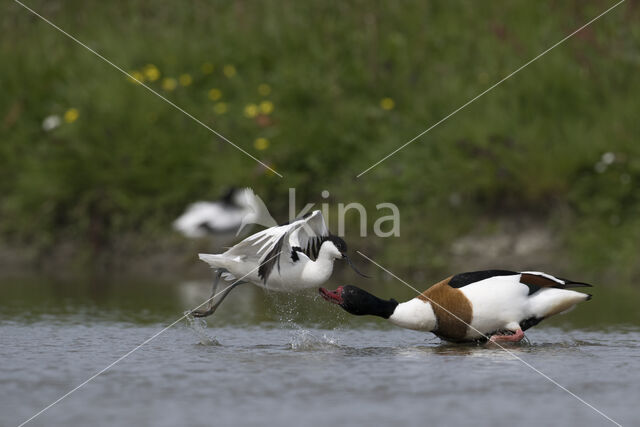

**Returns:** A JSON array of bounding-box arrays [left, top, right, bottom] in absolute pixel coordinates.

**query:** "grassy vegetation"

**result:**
[[1, 1, 639, 283]]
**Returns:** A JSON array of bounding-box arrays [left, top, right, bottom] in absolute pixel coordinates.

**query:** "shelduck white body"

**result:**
[[320, 270, 592, 343], [387, 298, 437, 331], [193, 210, 366, 317]]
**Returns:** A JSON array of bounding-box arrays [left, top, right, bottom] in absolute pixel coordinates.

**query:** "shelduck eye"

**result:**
[[342, 285, 360, 296]]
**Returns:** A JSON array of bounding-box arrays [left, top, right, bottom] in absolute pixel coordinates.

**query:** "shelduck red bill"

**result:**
[[319, 286, 344, 304]]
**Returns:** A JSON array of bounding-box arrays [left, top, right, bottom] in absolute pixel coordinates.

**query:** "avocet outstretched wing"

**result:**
[[256, 211, 327, 282], [234, 187, 277, 236], [223, 223, 290, 262], [227, 210, 325, 258], [205, 210, 328, 283], [289, 210, 329, 260]]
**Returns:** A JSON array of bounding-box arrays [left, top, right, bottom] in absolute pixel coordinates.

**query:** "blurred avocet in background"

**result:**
[[173, 187, 276, 238]]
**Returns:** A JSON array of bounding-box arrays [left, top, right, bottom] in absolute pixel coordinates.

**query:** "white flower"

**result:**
[[42, 115, 61, 131], [594, 162, 607, 174], [601, 152, 615, 165]]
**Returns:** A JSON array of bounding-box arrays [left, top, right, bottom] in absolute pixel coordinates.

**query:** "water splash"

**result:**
[[268, 292, 304, 325], [264, 292, 343, 350], [184, 311, 220, 346], [289, 328, 341, 351]]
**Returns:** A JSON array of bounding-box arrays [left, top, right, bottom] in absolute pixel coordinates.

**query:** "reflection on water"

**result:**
[[2, 275, 638, 327], [1, 276, 639, 427]]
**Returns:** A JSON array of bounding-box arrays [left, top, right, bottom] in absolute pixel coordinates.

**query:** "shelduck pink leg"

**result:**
[[489, 328, 525, 343]]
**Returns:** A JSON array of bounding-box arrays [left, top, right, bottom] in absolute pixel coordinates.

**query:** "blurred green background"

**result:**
[[1, 0, 639, 287]]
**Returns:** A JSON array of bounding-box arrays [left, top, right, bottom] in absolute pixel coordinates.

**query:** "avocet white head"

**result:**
[[320, 269, 592, 343], [192, 210, 367, 318], [173, 187, 276, 238]]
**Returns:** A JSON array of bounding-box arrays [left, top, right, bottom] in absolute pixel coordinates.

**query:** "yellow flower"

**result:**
[[162, 77, 177, 91], [254, 137, 269, 151], [128, 71, 144, 84], [208, 88, 222, 101], [223, 64, 236, 78], [179, 73, 193, 86], [380, 97, 395, 110], [244, 104, 258, 118], [201, 62, 214, 74], [213, 102, 227, 114], [258, 83, 271, 96], [143, 64, 160, 82], [64, 108, 79, 123], [259, 100, 274, 115]]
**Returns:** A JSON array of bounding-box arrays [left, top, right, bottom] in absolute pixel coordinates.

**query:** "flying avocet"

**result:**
[[193, 210, 367, 317]]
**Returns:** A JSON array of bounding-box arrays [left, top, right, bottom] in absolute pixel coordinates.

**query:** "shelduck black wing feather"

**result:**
[[448, 270, 519, 288], [556, 277, 593, 287], [447, 270, 593, 296], [520, 272, 593, 295]]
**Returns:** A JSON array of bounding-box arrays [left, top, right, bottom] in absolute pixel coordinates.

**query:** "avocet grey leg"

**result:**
[[190, 269, 222, 317], [207, 269, 223, 306], [191, 280, 247, 318]]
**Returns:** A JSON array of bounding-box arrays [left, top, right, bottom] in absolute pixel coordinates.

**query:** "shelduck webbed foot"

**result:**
[[489, 328, 525, 343]]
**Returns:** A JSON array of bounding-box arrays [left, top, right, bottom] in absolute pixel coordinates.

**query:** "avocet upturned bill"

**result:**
[[173, 187, 276, 238], [320, 270, 592, 343], [192, 210, 368, 318]]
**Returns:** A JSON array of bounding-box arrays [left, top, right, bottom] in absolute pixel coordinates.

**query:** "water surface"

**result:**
[[1, 277, 638, 427]]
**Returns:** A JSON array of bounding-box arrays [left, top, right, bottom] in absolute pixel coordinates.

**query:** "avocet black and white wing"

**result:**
[[218, 210, 328, 283], [257, 210, 330, 283], [234, 187, 277, 234], [289, 210, 329, 260]]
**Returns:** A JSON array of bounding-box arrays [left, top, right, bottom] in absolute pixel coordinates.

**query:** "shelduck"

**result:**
[[193, 210, 367, 317], [319, 270, 592, 343]]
